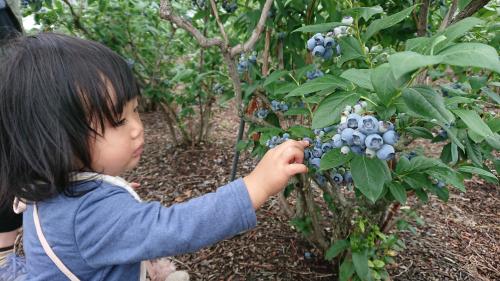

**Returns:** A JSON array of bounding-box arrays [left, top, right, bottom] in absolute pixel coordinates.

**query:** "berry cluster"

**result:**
[[315, 166, 353, 186], [306, 33, 338, 60], [192, 0, 206, 9], [237, 53, 256, 74], [271, 100, 289, 112], [212, 83, 224, 95], [306, 68, 324, 80], [333, 103, 399, 161], [222, 0, 237, 13], [265, 133, 290, 148]]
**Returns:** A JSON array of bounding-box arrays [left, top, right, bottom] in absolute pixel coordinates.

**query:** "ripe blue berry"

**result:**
[[324, 37, 335, 48], [376, 144, 395, 160], [312, 45, 326, 57], [312, 148, 323, 158], [309, 157, 321, 168], [321, 142, 333, 153], [315, 174, 326, 186], [438, 129, 448, 139], [307, 38, 316, 51], [350, 145, 365, 155], [358, 116, 379, 135], [365, 134, 384, 150], [332, 134, 343, 148], [352, 131, 366, 146], [322, 47, 333, 60], [344, 171, 353, 183], [346, 113, 361, 129], [341, 128, 355, 145], [382, 130, 399, 145], [313, 33, 324, 45], [331, 173, 343, 184], [378, 121, 394, 133]]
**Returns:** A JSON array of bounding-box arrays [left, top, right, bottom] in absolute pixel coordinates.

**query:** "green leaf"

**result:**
[[340, 69, 374, 91], [439, 43, 500, 74], [338, 36, 365, 66], [274, 83, 297, 95], [371, 63, 406, 106], [388, 52, 444, 80], [293, 22, 344, 33], [395, 156, 411, 173], [465, 137, 483, 167], [459, 0, 473, 10], [402, 86, 455, 124], [321, 149, 354, 170], [288, 125, 313, 138], [312, 92, 361, 129], [339, 260, 355, 281], [325, 240, 349, 261], [445, 96, 476, 105], [482, 87, 500, 104], [405, 126, 434, 139], [433, 17, 484, 53], [452, 109, 495, 139], [458, 166, 498, 183], [284, 107, 309, 116], [363, 5, 416, 41], [352, 250, 371, 281], [388, 182, 407, 204], [285, 75, 347, 98], [264, 70, 289, 86], [351, 155, 391, 202], [346, 5, 384, 22]]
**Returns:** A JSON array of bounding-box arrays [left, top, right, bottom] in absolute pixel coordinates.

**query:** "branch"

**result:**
[[439, 0, 458, 31], [230, 0, 273, 57], [159, 0, 224, 49], [416, 0, 431, 36], [450, 0, 490, 24], [61, 0, 91, 37], [209, 0, 229, 44]]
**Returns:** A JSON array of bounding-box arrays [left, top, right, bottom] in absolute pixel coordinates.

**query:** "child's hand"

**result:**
[[244, 139, 309, 209]]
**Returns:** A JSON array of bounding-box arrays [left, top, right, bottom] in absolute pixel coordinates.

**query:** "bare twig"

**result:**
[[416, 0, 431, 36], [450, 0, 490, 24], [209, 0, 229, 45], [439, 0, 458, 31], [230, 0, 274, 57], [61, 0, 91, 37], [261, 28, 271, 76]]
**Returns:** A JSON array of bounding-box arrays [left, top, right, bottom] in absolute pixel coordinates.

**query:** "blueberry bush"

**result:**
[[159, 0, 499, 279], [24, 0, 232, 145]]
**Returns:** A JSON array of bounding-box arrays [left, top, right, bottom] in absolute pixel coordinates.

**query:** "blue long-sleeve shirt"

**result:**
[[22, 178, 257, 280]]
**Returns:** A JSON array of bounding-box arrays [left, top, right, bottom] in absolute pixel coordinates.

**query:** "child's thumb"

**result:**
[[286, 163, 308, 176]]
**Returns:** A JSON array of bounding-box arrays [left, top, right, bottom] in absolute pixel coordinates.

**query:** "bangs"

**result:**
[[0, 33, 141, 204]]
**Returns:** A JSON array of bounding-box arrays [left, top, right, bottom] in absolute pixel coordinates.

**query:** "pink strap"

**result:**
[[33, 204, 81, 281]]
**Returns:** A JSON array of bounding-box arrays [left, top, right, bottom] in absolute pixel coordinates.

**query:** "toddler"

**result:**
[[0, 33, 308, 280]]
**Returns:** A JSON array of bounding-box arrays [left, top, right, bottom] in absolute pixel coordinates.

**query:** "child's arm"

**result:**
[[244, 139, 309, 209]]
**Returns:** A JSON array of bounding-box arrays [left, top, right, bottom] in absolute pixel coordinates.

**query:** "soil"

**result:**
[[123, 104, 499, 281]]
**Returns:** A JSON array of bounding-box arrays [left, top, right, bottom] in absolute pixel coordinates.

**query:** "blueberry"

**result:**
[[365, 148, 376, 158], [256, 109, 269, 119], [303, 137, 313, 145], [249, 54, 257, 64], [376, 144, 395, 160], [407, 151, 417, 160], [304, 252, 313, 260], [341, 128, 355, 145], [279, 102, 289, 112], [346, 114, 361, 129], [312, 45, 326, 57], [337, 123, 347, 133], [321, 142, 333, 153], [314, 129, 323, 136], [350, 145, 365, 155], [365, 134, 384, 150], [344, 171, 353, 183], [340, 146, 350, 154], [382, 130, 399, 145], [436, 181, 446, 188], [323, 125, 336, 133], [315, 174, 326, 186], [358, 116, 379, 135], [332, 134, 343, 148], [324, 37, 335, 48], [307, 38, 316, 51], [314, 137, 322, 148], [304, 149, 311, 160], [352, 131, 366, 146], [378, 121, 394, 133], [438, 129, 448, 139], [333, 27, 343, 37], [309, 157, 321, 168], [322, 47, 333, 60], [353, 104, 363, 114], [282, 133, 290, 139], [341, 16, 354, 26], [312, 148, 323, 158], [331, 173, 343, 184], [313, 33, 324, 45]]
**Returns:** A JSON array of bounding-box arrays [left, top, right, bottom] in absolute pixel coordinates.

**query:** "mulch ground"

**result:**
[[124, 104, 499, 281]]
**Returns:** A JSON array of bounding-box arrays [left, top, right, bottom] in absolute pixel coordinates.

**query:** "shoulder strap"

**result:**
[[33, 203, 80, 281]]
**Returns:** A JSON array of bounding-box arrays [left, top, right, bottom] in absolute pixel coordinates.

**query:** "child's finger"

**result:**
[[282, 145, 305, 164], [130, 182, 141, 189], [286, 163, 308, 175]]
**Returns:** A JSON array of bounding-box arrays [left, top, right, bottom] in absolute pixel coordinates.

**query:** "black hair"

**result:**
[[0, 33, 141, 207]]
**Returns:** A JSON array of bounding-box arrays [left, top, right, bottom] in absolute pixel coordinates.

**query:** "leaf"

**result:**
[[320, 149, 354, 170], [439, 43, 500, 74], [465, 137, 483, 167], [433, 17, 484, 53], [284, 107, 309, 116], [371, 63, 406, 106], [312, 91, 361, 129], [288, 125, 313, 138], [325, 240, 349, 261], [346, 5, 384, 22], [352, 250, 371, 281], [338, 36, 365, 66], [340, 69, 374, 91], [452, 109, 495, 139], [482, 87, 500, 104], [406, 126, 434, 139], [388, 182, 407, 204], [285, 75, 347, 98], [351, 155, 391, 202], [339, 260, 355, 281], [363, 5, 416, 41], [274, 83, 297, 95], [293, 22, 344, 33], [388, 52, 444, 80], [402, 86, 455, 124], [458, 166, 498, 183], [264, 70, 289, 86]]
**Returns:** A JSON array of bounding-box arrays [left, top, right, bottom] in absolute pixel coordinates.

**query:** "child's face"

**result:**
[[89, 97, 144, 176]]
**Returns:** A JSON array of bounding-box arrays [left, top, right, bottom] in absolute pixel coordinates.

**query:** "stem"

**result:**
[[230, 118, 245, 181]]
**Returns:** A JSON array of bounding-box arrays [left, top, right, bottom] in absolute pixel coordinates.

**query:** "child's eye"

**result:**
[[134, 106, 139, 113], [114, 119, 127, 127]]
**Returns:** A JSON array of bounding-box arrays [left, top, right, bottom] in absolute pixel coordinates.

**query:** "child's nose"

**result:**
[[130, 117, 144, 139]]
